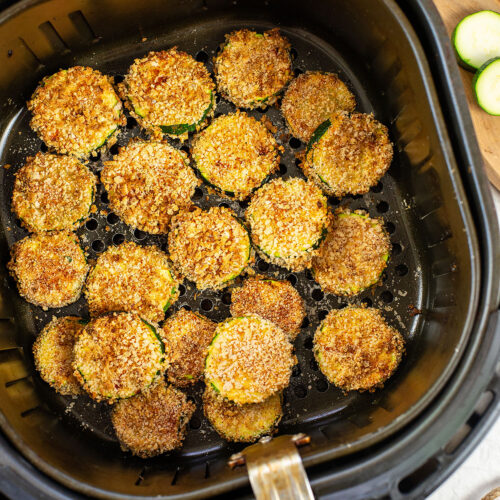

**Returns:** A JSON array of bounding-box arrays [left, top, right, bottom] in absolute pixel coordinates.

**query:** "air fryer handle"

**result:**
[[228, 434, 315, 500]]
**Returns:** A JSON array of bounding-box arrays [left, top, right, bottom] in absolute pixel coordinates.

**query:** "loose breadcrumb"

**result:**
[[12, 153, 97, 232], [33, 316, 84, 396], [312, 210, 390, 295], [85, 241, 179, 323], [246, 177, 329, 271], [28, 66, 124, 158], [112, 381, 195, 457], [314, 307, 404, 391], [168, 206, 250, 290], [192, 111, 280, 200], [162, 309, 216, 386], [303, 111, 393, 197], [230, 276, 305, 339], [281, 71, 356, 143], [205, 315, 295, 404], [203, 386, 282, 442], [214, 29, 292, 109], [73, 312, 164, 403], [120, 48, 214, 140], [8, 232, 89, 309], [101, 140, 199, 234]]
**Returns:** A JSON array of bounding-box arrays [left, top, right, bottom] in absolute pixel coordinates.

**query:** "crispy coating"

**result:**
[[73, 312, 164, 402], [85, 241, 179, 323], [28, 66, 124, 157], [214, 29, 292, 109], [162, 309, 216, 386], [168, 206, 250, 290], [230, 277, 305, 339], [33, 316, 84, 396], [12, 153, 96, 232], [203, 386, 282, 442], [303, 111, 393, 197], [192, 111, 280, 200], [121, 48, 214, 139], [101, 140, 199, 234], [246, 177, 329, 271], [205, 315, 295, 404], [112, 381, 195, 457], [281, 71, 356, 143], [314, 307, 404, 391], [8, 232, 88, 309], [312, 211, 390, 295]]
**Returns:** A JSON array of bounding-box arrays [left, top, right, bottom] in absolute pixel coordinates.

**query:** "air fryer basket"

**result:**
[[0, 0, 498, 499]]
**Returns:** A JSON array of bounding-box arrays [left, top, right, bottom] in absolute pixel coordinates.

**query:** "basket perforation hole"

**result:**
[[221, 292, 231, 305], [92, 152, 101, 162], [380, 291, 393, 303], [40, 143, 48, 153], [180, 145, 189, 154], [392, 243, 402, 255], [257, 260, 269, 272], [303, 336, 313, 349], [312, 289, 324, 301], [178, 284, 186, 297], [238, 200, 249, 210], [301, 317, 310, 329], [386, 222, 396, 234], [287, 274, 297, 285], [316, 379, 328, 392], [195, 50, 208, 63], [181, 304, 192, 311], [294, 68, 304, 77], [100, 192, 109, 204], [200, 299, 212, 311], [295, 158, 302, 167], [310, 358, 319, 371], [134, 229, 146, 240], [361, 297, 372, 307], [377, 201, 389, 213], [395, 264, 408, 276], [292, 365, 301, 377], [85, 218, 98, 231], [126, 117, 137, 129], [15, 219, 24, 229], [289, 137, 301, 149], [106, 213, 119, 225], [190, 416, 201, 429], [279, 164, 287, 175], [91, 239, 105, 253], [293, 385, 307, 398], [318, 309, 328, 320], [112, 233, 125, 245], [109, 144, 119, 155], [218, 202, 230, 209], [290, 47, 298, 60], [370, 182, 383, 193], [305, 270, 314, 281], [192, 187, 203, 201]]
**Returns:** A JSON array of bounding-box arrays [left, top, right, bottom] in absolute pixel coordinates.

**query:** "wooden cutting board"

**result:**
[[433, 0, 500, 190]]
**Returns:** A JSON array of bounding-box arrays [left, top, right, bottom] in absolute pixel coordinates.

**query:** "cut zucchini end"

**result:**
[[473, 57, 500, 115]]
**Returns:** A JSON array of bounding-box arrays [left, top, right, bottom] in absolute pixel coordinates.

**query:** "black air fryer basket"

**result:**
[[0, 0, 498, 499]]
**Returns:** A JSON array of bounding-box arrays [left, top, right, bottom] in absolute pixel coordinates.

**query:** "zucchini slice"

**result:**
[[314, 307, 404, 391], [203, 386, 282, 442], [452, 11, 500, 70], [473, 57, 500, 115], [204, 315, 295, 405], [74, 312, 165, 402]]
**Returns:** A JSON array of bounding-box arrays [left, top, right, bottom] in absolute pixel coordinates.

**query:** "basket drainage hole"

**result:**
[[101, 192, 109, 204], [113, 233, 125, 245], [293, 385, 307, 398], [195, 50, 208, 63], [106, 213, 119, 225], [239, 200, 249, 210], [258, 260, 270, 271], [134, 229, 146, 240], [310, 358, 319, 371], [201, 299, 212, 311], [181, 304, 192, 311], [395, 264, 408, 276], [295, 158, 302, 167], [301, 317, 310, 329], [178, 284, 186, 297], [294, 68, 304, 77], [316, 379, 328, 392], [361, 297, 372, 307], [287, 274, 297, 286], [109, 144, 119, 155], [85, 218, 98, 231], [218, 202, 230, 209], [192, 187, 203, 201], [292, 365, 301, 377], [289, 137, 301, 149], [303, 336, 313, 349], [386, 222, 396, 234], [222, 292, 231, 305], [114, 75, 124, 83], [92, 240, 105, 253], [380, 291, 393, 303], [377, 201, 389, 213], [190, 416, 201, 429], [279, 164, 287, 175], [126, 117, 137, 129], [290, 47, 298, 60], [40, 143, 48, 153], [370, 182, 383, 193], [305, 269, 314, 281], [312, 289, 324, 301], [392, 243, 402, 255], [318, 309, 328, 320]]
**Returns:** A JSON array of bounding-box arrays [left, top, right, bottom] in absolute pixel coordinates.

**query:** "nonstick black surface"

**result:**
[[0, 21, 424, 461]]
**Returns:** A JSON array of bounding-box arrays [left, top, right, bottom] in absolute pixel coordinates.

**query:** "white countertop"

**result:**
[[429, 186, 500, 500]]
